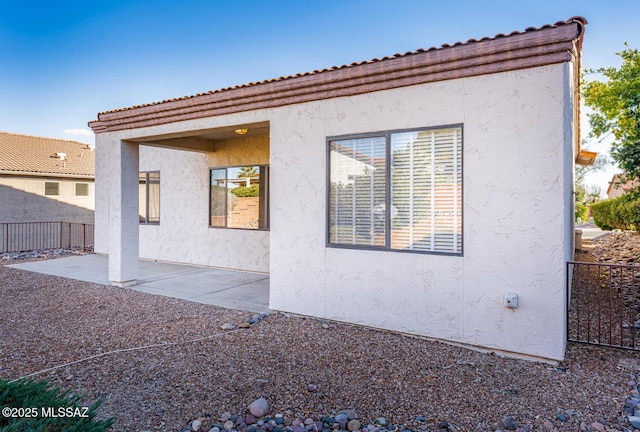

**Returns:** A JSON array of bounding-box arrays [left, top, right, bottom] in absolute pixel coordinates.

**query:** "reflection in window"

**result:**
[[139, 171, 160, 224], [210, 165, 269, 230]]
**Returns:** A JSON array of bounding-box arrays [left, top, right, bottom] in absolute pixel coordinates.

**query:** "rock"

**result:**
[[307, 384, 318, 392], [221, 323, 236, 330], [192, 420, 202, 431], [224, 420, 235, 430], [436, 421, 449, 429], [591, 422, 605, 432], [346, 410, 358, 420], [542, 421, 553, 430], [305, 419, 314, 426], [293, 426, 306, 432], [246, 414, 257, 425], [209, 428, 220, 432], [629, 416, 640, 429], [249, 398, 269, 417], [348, 420, 361, 431], [375, 418, 387, 427], [336, 414, 348, 424], [239, 322, 251, 329], [293, 419, 302, 427], [503, 416, 517, 430], [322, 417, 335, 425], [415, 416, 425, 422], [555, 414, 568, 422], [322, 323, 330, 329]]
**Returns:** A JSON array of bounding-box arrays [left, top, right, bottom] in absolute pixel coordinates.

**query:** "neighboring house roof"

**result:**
[[0, 132, 95, 178], [89, 17, 587, 134], [607, 174, 639, 198]]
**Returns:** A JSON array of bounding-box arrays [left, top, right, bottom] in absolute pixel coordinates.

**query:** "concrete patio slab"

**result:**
[[8, 254, 270, 313]]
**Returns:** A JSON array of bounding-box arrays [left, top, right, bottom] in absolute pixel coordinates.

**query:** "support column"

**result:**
[[109, 140, 139, 287]]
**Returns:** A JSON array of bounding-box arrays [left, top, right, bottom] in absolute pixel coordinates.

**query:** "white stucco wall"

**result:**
[[95, 62, 575, 361], [95, 134, 270, 273], [0, 176, 94, 224], [267, 63, 573, 362]]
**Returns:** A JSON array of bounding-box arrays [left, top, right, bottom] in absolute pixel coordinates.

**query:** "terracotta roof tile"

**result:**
[[92, 17, 586, 119], [0, 132, 95, 178], [90, 16, 587, 133]]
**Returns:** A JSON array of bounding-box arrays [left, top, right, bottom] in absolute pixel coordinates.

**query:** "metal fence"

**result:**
[[0, 222, 94, 253], [567, 261, 640, 350]]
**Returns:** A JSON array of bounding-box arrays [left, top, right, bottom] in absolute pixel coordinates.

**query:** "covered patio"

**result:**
[[8, 254, 269, 313]]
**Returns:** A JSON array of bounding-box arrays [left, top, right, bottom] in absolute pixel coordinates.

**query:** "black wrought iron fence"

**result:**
[[0, 222, 94, 253], [567, 261, 640, 350]]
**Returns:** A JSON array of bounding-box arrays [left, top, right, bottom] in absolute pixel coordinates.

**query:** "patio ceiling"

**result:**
[[124, 121, 269, 153]]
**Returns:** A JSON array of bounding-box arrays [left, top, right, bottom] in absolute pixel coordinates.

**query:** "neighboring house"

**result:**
[[0, 132, 95, 224], [90, 17, 590, 362], [607, 174, 639, 199]]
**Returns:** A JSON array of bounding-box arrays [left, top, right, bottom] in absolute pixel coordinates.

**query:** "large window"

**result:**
[[328, 125, 462, 255], [139, 171, 160, 224], [210, 165, 269, 230]]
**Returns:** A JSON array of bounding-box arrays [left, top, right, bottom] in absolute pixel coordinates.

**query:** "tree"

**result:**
[[582, 45, 640, 188], [575, 151, 609, 185], [237, 166, 258, 178], [585, 184, 602, 204]]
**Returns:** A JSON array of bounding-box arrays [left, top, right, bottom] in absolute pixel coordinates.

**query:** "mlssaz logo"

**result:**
[[41, 406, 90, 418]]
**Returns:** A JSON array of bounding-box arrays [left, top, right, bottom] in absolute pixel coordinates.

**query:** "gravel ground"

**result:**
[[1, 246, 640, 431]]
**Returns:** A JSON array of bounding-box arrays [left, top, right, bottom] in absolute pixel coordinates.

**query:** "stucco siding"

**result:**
[[0, 176, 94, 224], [96, 133, 270, 273], [95, 62, 574, 361], [267, 64, 571, 361], [137, 139, 269, 272]]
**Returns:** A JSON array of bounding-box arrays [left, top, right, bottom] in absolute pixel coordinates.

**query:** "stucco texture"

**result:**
[[0, 176, 94, 224], [95, 63, 574, 361]]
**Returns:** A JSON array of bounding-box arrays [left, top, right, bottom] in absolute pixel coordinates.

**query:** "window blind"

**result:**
[[329, 137, 386, 246], [391, 128, 461, 253], [328, 125, 462, 255]]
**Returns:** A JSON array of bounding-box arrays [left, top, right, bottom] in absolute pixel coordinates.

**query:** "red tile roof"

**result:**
[[0, 132, 95, 178], [89, 16, 587, 133], [607, 174, 640, 198]]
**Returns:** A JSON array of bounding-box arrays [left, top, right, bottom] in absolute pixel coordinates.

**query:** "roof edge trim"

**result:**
[[90, 17, 586, 134]]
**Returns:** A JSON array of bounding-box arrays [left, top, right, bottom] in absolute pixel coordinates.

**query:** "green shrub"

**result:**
[[575, 201, 588, 223], [231, 184, 260, 197], [0, 378, 113, 431], [591, 193, 640, 231]]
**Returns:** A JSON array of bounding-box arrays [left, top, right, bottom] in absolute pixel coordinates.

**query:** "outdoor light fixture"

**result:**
[[234, 128, 249, 135]]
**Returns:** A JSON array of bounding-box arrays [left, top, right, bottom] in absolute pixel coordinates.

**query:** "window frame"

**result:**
[[209, 164, 270, 231], [44, 181, 60, 196], [74, 182, 89, 197], [139, 171, 160, 225], [326, 124, 463, 256]]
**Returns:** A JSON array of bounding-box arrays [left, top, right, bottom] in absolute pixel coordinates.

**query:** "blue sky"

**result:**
[[1, 0, 638, 191]]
